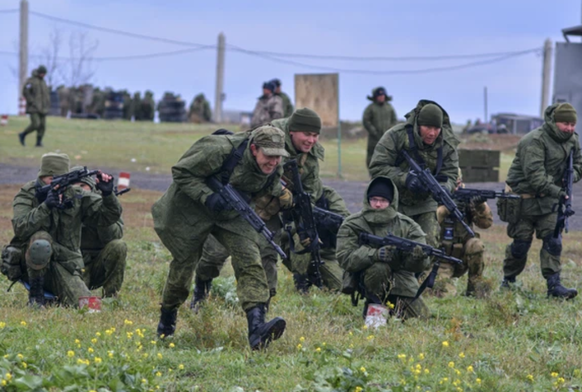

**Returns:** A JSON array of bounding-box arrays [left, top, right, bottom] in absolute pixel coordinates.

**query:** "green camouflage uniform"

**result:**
[[189, 93, 212, 123], [277, 92, 294, 118], [142, 91, 155, 121], [369, 100, 459, 251], [5, 158, 122, 306], [21, 69, 51, 141], [251, 94, 283, 128], [503, 104, 582, 280], [336, 177, 431, 319], [152, 130, 285, 312], [363, 93, 398, 168]]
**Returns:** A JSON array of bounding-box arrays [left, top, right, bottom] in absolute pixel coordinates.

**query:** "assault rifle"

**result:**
[[36, 166, 99, 209], [206, 176, 286, 259], [554, 149, 575, 238], [453, 188, 520, 202], [402, 150, 475, 238], [313, 207, 344, 233], [281, 159, 324, 288], [114, 187, 131, 196]]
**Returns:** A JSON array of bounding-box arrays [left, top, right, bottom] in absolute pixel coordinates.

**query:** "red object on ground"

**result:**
[[117, 172, 131, 190]]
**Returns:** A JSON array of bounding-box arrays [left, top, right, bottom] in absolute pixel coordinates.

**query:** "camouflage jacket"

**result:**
[[251, 94, 283, 128], [362, 101, 397, 149], [336, 178, 430, 297], [23, 70, 50, 115], [437, 199, 493, 245], [277, 92, 294, 117], [189, 95, 212, 122], [369, 100, 459, 216]]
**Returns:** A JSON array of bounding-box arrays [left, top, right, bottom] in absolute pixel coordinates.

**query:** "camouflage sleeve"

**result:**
[[98, 218, 124, 244], [11, 190, 52, 240], [391, 105, 398, 126], [270, 97, 284, 121], [368, 131, 408, 187], [397, 220, 430, 273], [81, 193, 123, 228], [322, 185, 351, 217], [336, 222, 377, 273], [573, 136, 582, 183], [470, 201, 493, 229], [522, 139, 562, 197], [439, 145, 459, 193], [362, 105, 377, 135]]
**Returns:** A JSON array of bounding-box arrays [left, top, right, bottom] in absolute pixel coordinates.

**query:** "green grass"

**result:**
[[0, 116, 511, 182]]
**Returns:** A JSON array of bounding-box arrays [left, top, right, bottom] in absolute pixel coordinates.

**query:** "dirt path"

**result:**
[[3, 162, 582, 230]]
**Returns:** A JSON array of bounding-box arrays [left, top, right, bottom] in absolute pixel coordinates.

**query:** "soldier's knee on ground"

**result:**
[[542, 234, 562, 256], [26, 239, 52, 271], [510, 239, 532, 259]]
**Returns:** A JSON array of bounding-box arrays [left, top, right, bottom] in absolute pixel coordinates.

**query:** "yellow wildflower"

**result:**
[[127, 332, 133, 339], [458, 352, 465, 358], [95, 357, 102, 364], [169, 343, 175, 348], [448, 361, 455, 368], [551, 372, 558, 378], [424, 368, 430, 374], [95, 332, 102, 337], [150, 340, 157, 345], [354, 387, 363, 392], [467, 365, 474, 373], [20, 321, 27, 326], [91, 338, 97, 344], [21, 362, 27, 369], [157, 353, 163, 359], [557, 377, 565, 384], [526, 374, 534, 381], [297, 344, 302, 350], [67, 351, 75, 358], [418, 353, 425, 360], [108, 351, 114, 358], [143, 353, 149, 358], [1, 380, 6, 387], [322, 342, 326, 346], [155, 372, 162, 377], [178, 364, 184, 370], [88, 347, 94, 353], [315, 347, 321, 353], [366, 335, 374, 341], [398, 354, 407, 360], [455, 369, 461, 376], [362, 325, 368, 330], [299, 336, 305, 342], [387, 301, 395, 309], [476, 378, 482, 384], [124, 319, 133, 325], [5, 372, 12, 380], [442, 341, 449, 348], [17, 354, 23, 359], [360, 366, 366, 373]]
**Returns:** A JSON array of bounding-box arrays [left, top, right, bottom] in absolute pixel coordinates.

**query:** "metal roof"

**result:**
[[562, 25, 582, 41]]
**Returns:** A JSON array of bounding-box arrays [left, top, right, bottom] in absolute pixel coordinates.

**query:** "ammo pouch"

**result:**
[[497, 197, 521, 224], [442, 241, 464, 260], [1, 245, 24, 281]]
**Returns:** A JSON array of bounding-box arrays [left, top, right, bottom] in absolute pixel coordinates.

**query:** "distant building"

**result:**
[[490, 113, 544, 134], [221, 109, 253, 125]]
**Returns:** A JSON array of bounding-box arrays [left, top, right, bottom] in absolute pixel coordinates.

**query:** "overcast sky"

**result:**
[[0, 0, 580, 122]]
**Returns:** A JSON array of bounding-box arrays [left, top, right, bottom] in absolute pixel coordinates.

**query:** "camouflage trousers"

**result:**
[[82, 239, 128, 297], [162, 220, 270, 312], [23, 113, 47, 138], [361, 262, 429, 319], [437, 237, 485, 296], [26, 231, 91, 307], [503, 212, 560, 279]]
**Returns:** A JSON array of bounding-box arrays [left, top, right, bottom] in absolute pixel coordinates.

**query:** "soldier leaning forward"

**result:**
[[1, 154, 121, 307], [436, 171, 493, 297], [336, 177, 431, 319], [499, 103, 582, 299], [369, 100, 459, 252], [151, 125, 293, 350], [362, 87, 398, 168], [72, 167, 127, 299]]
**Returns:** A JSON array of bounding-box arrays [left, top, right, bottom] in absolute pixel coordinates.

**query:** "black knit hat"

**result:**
[[367, 178, 394, 203], [262, 81, 276, 93]]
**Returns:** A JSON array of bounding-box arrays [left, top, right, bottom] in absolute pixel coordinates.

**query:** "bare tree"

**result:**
[[61, 31, 98, 88], [40, 28, 64, 88]]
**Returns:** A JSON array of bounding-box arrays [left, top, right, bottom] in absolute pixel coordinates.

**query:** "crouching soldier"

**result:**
[[336, 177, 431, 319]]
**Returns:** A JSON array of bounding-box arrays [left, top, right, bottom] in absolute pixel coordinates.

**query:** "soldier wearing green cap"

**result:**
[[363, 87, 398, 168], [19, 66, 51, 147], [369, 100, 459, 255], [152, 125, 293, 350], [1, 154, 121, 307], [500, 103, 582, 299], [70, 166, 127, 298]]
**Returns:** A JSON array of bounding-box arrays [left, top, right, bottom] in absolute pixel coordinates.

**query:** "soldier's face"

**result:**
[[40, 176, 53, 185], [290, 131, 319, 153], [376, 95, 386, 103], [556, 122, 576, 134], [263, 88, 272, 97], [419, 125, 441, 145], [39, 73, 46, 79], [369, 196, 390, 210], [251, 144, 282, 174]]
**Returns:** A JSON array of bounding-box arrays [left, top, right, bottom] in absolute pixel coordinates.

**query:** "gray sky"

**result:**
[[0, 0, 580, 122]]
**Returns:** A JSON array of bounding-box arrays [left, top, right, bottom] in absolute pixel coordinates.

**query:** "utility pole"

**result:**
[[540, 38, 553, 116], [19, 0, 29, 115], [483, 86, 488, 123], [214, 32, 225, 123]]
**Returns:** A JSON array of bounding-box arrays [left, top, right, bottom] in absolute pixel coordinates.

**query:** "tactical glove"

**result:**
[[405, 172, 425, 193], [96, 174, 114, 196], [375, 245, 397, 263], [471, 195, 487, 207], [411, 245, 426, 262], [205, 193, 230, 213], [45, 190, 60, 209], [278, 188, 293, 209]]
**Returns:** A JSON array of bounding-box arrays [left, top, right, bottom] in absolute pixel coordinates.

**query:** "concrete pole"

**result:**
[[19, 0, 29, 115], [483, 86, 488, 123], [214, 33, 225, 123], [540, 39, 553, 115]]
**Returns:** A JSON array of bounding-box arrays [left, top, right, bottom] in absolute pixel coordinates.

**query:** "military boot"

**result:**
[[28, 276, 45, 308], [190, 277, 212, 313], [157, 307, 177, 338], [546, 273, 578, 300], [500, 276, 516, 290], [246, 304, 286, 350], [35, 136, 43, 147], [18, 132, 26, 146], [293, 273, 311, 294]]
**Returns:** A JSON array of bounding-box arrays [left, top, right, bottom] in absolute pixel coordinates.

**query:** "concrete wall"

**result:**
[[294, 73, 339, 127], [553, 42, 582, 135]]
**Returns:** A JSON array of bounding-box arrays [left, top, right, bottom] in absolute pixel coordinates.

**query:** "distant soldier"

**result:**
[[271, 79, 294, 117], [362, 87, 397, 168], [250, 81, 283, 128], [188, 93, 212, 123], [130, 92, 142, 121], [500, 103, 582, 299], [56, 85, 70, 117], [121, 90, 132, 120], [142, 91, 155, 121], [19, 65, 51, 147]]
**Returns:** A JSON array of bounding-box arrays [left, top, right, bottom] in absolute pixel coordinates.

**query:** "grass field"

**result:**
[[1, 116, 514, 182], [2, 117, 580, 391]]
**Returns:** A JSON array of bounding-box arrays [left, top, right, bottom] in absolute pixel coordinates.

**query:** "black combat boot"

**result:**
[[157, 307, 177, 338], [500, 276, 516, 289], [190, 277, 212, 313], [18, 132, 26, 146], [246, 304, 286, 350], [293, 273, 311, 294], [546, 273, 578, 300], [28, 276, 45, 307], [35, 136, 43, 147]]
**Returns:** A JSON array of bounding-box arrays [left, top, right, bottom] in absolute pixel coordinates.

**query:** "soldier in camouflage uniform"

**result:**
[[71, 167, 127, 298], [188, 93, 212, 123], [362, 87, 398, 168], [19, 66, 51, 147], [337, 177, 431, 319], [1, 154, 121, 307], [436, 170, 493, 297], [142, 91, 155, 121], [250, 81, 283, 128], [500, 103, 581, 299], [369, 100, 459, 253], [130, 92, 142, 121], [152, 126, 293, 349], [270, 79, 294, 117]]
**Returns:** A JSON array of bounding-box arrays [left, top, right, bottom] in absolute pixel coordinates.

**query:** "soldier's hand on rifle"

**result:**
[[300, 237, 322, 248], [96, 172, 114, 196], [471, 195, 487, 206], [375, 245, 398, 263], [411, 245, 426, 262], [405, 171, 425, 193], [45, 189, 60, 209], [205, 193, 230, 213], [278, 188, 293, 209]]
